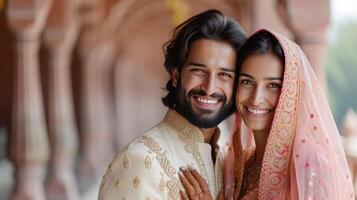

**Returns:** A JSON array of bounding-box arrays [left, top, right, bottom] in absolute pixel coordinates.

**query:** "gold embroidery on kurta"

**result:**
[[139, 136, 180, 200], [123, 154, 130, 169], [115, 178, 121, 188], [165, 111, 210, 187], [159, 178, 166, 192], [133, 177, 140, 188], [145, 156, 152, 169], [178, 133, 209, 182]]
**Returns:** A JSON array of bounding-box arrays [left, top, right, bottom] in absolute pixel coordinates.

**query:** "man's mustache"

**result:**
[[187, 89, 226, 102]]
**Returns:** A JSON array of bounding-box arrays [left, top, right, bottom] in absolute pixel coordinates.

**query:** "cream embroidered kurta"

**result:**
[[98, 109, 225, 200]]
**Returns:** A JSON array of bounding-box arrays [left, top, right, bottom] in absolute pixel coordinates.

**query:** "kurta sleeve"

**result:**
[[98, 147, 170, 200]]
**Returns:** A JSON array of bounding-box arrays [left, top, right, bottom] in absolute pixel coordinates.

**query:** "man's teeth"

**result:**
[[247, 107, 270, 114], [197, 97, 218, 104]]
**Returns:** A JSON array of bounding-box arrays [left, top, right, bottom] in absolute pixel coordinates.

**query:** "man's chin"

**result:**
[[187, 114, 222, 128], [175, 103, 232, 128], [192, 107, 220, 115]]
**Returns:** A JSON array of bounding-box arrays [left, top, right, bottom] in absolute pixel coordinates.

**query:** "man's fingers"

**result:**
[[190, 167, 210, 193], [180, 190, 189, 200]]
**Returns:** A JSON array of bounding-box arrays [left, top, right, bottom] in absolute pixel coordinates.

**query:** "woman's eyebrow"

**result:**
[[239, 73, 253, 78], [239, 73, 283, 81], [264, 77, 283, 81]]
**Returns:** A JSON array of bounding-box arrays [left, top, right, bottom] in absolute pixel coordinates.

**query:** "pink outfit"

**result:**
[[224, 30, 355, 200]]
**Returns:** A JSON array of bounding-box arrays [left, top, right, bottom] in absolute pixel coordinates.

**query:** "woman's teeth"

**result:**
[[247, 107, 270, 115]]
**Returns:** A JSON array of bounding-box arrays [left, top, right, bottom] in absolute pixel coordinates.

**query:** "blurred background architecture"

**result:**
[[0, 0, 356, 199]]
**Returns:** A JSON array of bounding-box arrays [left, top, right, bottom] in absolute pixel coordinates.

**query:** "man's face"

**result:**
[[171, 39, 237, 128]]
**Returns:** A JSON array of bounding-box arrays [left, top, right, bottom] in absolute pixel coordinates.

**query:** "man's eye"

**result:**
[[268, 83, 282, 88], [219, 72, 232, 78], [190, 68, 204, 73]]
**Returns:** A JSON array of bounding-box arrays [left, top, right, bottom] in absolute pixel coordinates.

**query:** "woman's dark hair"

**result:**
[[162, 9, 247, 109], [235, 30, 285, 93]]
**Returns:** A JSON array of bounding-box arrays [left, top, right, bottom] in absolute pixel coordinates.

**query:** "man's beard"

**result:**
[[174, 82, 235, 128]]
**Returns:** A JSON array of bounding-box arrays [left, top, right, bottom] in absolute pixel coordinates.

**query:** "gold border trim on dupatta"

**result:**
[[258, 31, 301, 200]]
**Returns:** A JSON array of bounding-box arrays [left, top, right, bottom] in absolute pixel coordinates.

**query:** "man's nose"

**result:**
[[201, 75, 217, 96]]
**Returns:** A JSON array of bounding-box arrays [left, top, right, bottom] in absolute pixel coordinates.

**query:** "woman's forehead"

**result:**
[[240, 53, 284, 79]]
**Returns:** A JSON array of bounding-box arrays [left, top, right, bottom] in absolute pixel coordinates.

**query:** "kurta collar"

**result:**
[[164, 109, 221, 145]]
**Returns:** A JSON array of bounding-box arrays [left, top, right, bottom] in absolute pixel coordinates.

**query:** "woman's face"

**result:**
[[236, 52, 284, 133]]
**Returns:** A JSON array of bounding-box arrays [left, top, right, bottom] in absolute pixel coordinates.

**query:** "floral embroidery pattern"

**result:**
[[145, 155, 152, 169], [123, 154, 130, 169], [115, 178, 121, 188], [133, 177, 140, 188]]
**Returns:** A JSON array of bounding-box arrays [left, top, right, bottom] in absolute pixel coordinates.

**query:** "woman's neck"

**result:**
[[253, 129, 270, 163]]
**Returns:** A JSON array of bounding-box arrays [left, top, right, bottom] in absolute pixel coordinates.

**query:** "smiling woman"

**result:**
[[179, 29, 355, 200], [237, 52, 284, 136], [231, 29, 354, 200]]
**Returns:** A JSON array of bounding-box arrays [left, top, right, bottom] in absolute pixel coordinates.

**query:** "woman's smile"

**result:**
[[243, 105, 273, 117]]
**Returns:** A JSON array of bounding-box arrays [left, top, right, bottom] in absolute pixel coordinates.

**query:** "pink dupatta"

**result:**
[[224, 29, 355, 200]]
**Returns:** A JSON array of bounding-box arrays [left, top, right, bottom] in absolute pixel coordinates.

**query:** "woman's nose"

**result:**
[[250, 86, 265, 105]]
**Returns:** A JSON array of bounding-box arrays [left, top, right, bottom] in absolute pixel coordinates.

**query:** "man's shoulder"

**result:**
[[98, 121, 181, 200], [123, 120, 175, 152], [110, 120, 172, 166]]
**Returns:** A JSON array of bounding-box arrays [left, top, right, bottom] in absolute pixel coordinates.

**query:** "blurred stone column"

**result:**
[[43, 0, 80, 199], [342, 109, 357, 138], [6, 0, 52, 199], [342, 109, 357, 193], [76, 0, 115, 191], [277, 0, 330, 93], [77, 34, 116, 191]]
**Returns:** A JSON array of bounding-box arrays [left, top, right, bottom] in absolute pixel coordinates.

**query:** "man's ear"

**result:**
[[170, 68, 179, 87]]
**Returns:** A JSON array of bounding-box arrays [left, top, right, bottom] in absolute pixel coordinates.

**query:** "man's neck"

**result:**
[[199, 127, 216, 143]]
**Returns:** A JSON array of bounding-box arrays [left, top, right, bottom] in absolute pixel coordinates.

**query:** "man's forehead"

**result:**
[[184, 39, 237, 71]]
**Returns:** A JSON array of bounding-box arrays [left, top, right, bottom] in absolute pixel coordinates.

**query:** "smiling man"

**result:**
[[99, 9, 246, 200], [174, 39, 236, 130]]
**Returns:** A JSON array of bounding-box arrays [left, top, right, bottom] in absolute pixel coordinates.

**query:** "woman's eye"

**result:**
[[240, 79, 253, 86], [268, 83, 282, 88]]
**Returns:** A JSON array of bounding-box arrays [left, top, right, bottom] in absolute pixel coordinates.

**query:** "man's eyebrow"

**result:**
[[187, 62, 206, 67], [187, 62, 236, 73], [221, 68, 236, 73]]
